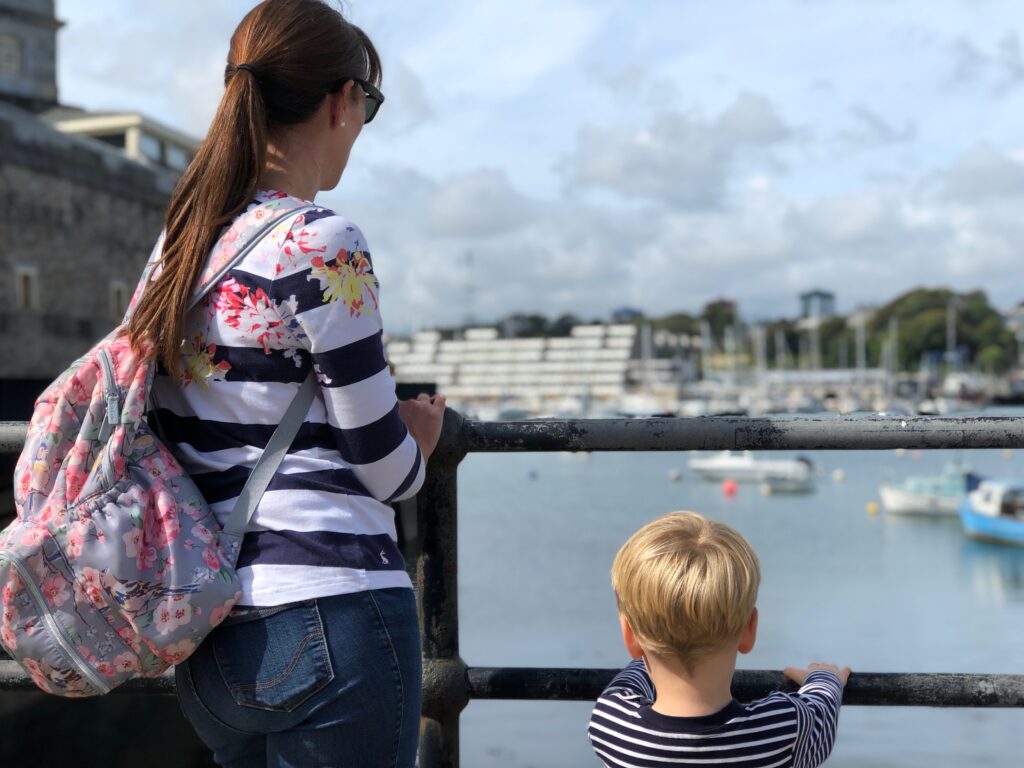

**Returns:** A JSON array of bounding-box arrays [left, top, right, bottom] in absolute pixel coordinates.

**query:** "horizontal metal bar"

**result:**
[[3, 661, 1020, 707], [466, 667, 1024, 708], [6, 415, 1024, 456], [0, 661, 175, 694], [460, 415, 1024, 452], [0, 421, 27, 454]]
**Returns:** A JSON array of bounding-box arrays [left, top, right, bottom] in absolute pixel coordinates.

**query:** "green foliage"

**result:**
[[649, 312, 699, 335], [870, 288, 1016, 372], [499, 312, 582, 338], [484, 287, 1018, 372], [701, 300, 739, 344]]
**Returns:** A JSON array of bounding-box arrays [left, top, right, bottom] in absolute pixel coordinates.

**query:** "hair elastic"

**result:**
[[233, 63, 259, 78]]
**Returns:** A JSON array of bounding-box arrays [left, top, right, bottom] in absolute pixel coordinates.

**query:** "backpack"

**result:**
[[0, 198, 318, 696]]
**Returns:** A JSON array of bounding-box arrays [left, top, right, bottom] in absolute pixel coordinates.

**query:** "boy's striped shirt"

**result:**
[[589, 660, 843, 768], [151, 191, 423, 606]]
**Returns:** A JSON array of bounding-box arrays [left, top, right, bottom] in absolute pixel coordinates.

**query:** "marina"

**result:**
[[458, 438, 1024, 767]]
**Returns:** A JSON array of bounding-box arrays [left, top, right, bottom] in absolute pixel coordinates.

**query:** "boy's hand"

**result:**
[[784, 662, 851, 687]]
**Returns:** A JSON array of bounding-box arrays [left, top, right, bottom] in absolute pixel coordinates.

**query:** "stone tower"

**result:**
[[0, 0, 60, 112]]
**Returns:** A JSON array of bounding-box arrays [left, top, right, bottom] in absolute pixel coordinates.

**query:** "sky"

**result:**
[[55, 0, 1024, 333]]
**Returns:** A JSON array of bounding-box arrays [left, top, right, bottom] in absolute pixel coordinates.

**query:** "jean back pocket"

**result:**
[[212, 600, 334, 712]]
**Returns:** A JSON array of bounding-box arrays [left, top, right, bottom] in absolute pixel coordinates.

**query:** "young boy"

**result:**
[[589, 511, 849, 767]]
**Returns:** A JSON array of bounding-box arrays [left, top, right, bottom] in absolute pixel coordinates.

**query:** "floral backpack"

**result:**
[[0, 198, 318, 696]]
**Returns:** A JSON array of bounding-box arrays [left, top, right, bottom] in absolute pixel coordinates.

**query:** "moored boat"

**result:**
[[960, 480, 1024, 546], [879, 465, 984, 516], [688, 451, 814, 493]]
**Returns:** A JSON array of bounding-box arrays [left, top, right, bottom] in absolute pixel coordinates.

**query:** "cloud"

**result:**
[[559, 93, 792, 208], [371, 61, 435, 138], [58, 1, 236, 135], [839, 107, 916, 149], [335, 138, 1024, 334], [403, 0, 609, 103], [427, 169, 536, 238], [947, 32, 1024, 93], [941, 142, 1024, 201]]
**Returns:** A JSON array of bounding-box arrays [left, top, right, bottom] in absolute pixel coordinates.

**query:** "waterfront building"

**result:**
[[385, 323, 695, 416], [0, 0, 193, 522], [799, 289, 836, 320], [0, 0, 188, 386], [42, 107, 198, 174]]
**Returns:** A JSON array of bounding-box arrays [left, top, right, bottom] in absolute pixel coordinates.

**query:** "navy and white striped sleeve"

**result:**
[[269, 212, 425, 503], [787, 670, 844, 768], [603, 658, 657, 700]]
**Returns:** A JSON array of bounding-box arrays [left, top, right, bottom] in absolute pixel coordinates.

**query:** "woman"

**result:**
[[127, 1, 445, 765]]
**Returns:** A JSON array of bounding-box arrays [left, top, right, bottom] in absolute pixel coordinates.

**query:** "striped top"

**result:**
[[589, 660, 843, 768], [150, 190, 424, 607]]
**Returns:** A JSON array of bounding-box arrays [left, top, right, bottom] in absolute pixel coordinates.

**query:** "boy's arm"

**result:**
[[602, 658, 656, 701], [785, 670, 845, 768]]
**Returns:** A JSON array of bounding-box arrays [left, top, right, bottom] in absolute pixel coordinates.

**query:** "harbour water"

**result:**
[[456, 439, 1024, 766]]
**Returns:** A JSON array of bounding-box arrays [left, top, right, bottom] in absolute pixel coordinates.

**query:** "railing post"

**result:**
[[417, 409, 469, 768]]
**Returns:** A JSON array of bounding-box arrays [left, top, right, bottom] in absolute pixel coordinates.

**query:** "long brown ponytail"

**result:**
[[128, 0, 381, 372]]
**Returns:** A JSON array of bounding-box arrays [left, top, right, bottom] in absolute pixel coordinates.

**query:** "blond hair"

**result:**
[[612, 511, 760, 670]]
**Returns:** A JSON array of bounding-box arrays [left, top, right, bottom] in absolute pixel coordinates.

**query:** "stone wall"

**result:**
[[0, 101, 172, 378]]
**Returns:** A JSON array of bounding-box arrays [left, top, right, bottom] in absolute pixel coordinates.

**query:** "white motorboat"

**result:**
[[879, 465, 983, 517], [688, 451, 815, 493]]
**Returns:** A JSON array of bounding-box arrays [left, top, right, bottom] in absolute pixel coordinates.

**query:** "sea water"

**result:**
[[456, 444, 1024, 767]]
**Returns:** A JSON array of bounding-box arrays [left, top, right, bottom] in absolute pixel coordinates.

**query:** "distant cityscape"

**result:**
[[386, 287, 1024, 418]]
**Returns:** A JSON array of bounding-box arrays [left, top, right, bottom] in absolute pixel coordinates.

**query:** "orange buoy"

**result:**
[[722, 479, 738, 498]]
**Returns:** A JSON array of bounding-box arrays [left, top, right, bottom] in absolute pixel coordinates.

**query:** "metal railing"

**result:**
[[4, 413, 1024, 768]]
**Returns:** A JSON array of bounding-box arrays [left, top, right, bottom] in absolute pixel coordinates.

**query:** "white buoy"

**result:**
[[1003, 448, 1014, 460], [760, 482, 773, 496], [894, 448, 906, 459], [832, 468, 845, 483], [667, 469, 682, 482]]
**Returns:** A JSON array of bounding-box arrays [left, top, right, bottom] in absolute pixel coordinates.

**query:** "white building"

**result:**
[[386, 324, 690, 416]]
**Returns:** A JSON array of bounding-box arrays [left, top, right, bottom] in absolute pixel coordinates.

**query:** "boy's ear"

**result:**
[[738, 607, 758, 655], [619, 615, 645, 660]]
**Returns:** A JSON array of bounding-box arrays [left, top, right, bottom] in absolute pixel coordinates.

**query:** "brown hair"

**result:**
[[612, 511, 760, 671], [128, 0, 381, 371]]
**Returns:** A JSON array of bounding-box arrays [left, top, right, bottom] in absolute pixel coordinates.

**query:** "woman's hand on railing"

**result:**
[[399, 393, 447, 463]]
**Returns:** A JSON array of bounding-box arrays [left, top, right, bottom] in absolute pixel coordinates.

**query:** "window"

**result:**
[[165, 144, 191, 172], [110, 280, 130, 320], [96, 133, 127, 150], [14, 265, 40, 312], [138, 132, 163, 164], [0, 36, 22, 78]]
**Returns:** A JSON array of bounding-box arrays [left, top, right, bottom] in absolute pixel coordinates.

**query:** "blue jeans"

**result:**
[[175, 588, 421, 768]]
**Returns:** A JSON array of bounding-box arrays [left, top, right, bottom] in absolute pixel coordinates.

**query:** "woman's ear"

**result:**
[[738, 607, 758, 655], [327, 81, 356, 129], [620, 615, 645, 660]]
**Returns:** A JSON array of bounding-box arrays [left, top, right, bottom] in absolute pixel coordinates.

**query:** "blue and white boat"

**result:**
[[960, 480, 1024, 546], [879, 465, 984, 517]]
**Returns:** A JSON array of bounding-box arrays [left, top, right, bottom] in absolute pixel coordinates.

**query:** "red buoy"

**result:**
[[722, 479, 738, 498]]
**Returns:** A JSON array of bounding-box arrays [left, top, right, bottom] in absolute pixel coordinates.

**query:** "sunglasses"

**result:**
[[331, 78, 385, 124], [355, 79, 385, 124]]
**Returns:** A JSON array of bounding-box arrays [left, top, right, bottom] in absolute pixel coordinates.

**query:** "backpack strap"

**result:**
[[218, 372, 318, 566], [189, 198, 318, 309], [123, 198, 318, 323]]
